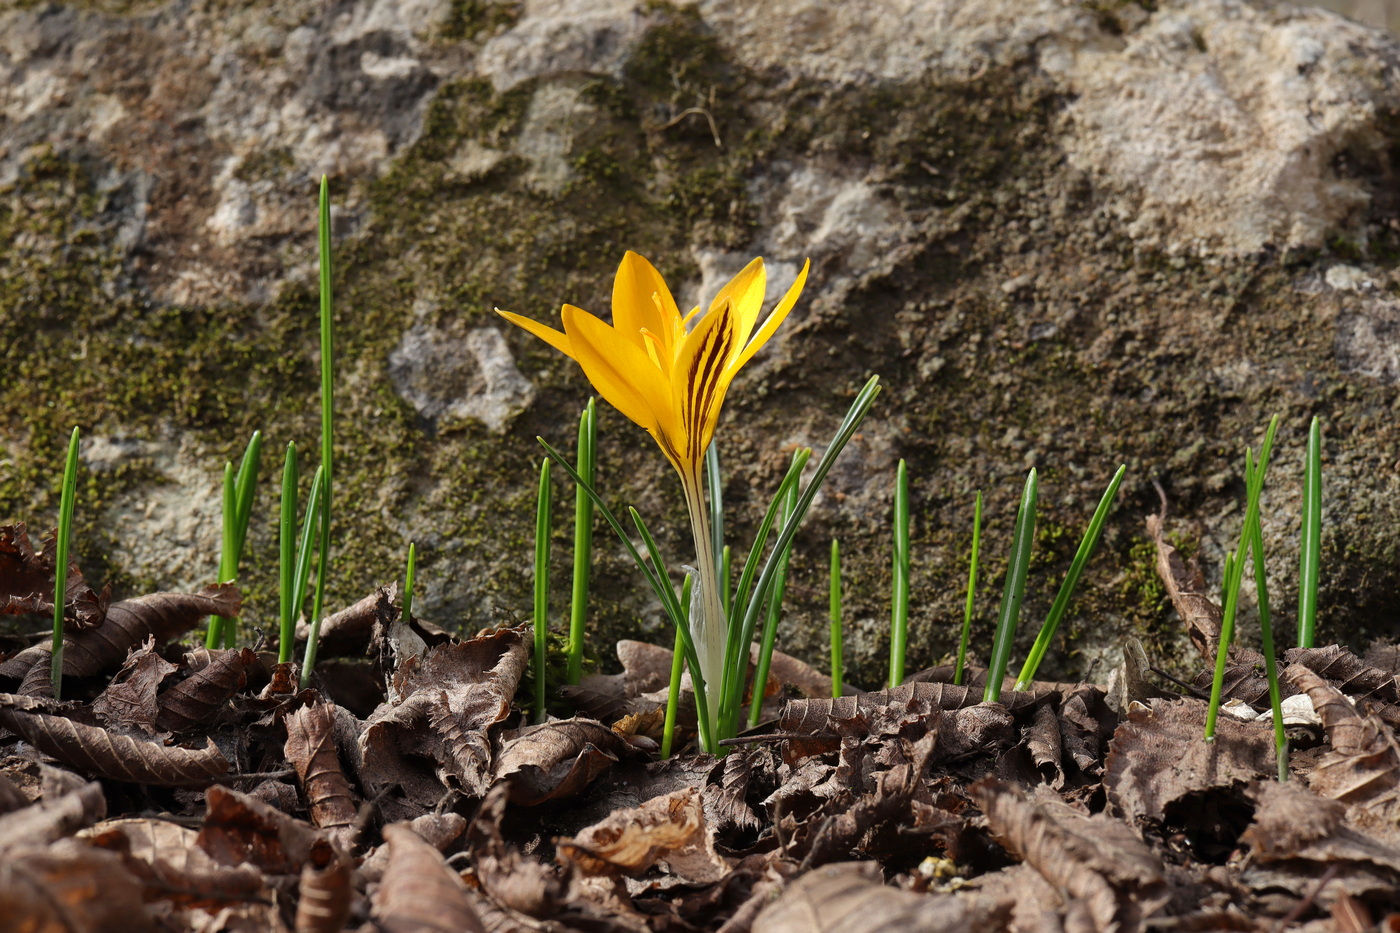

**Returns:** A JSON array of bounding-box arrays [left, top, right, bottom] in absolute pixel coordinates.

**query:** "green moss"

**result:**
[[438, 0, 522, 42]]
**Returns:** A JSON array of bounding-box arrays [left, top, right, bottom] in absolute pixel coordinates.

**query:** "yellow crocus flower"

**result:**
[[498, 251, 809, 734]]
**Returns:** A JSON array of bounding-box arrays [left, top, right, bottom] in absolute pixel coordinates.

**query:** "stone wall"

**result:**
[[3, 0, 1400, 685]]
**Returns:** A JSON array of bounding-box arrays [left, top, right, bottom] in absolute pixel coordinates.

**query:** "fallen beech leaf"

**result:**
[[464, 783, 565, 919], [374, 822, 487, 933], [0, 769, 26, 813], [1104, 697, 1274, 826], [84, 817, 266, 908], [198, 785, 320, 874], [704, 746, 768, 833], [0, 584, 241, 680], [558, 786, 728, 883], [1240, 780, 1400, 905], [154, 647, 255, 733], [296, 584, 400, 658], [360, 626, 528, 804], [296, 844, 353, 933], [752, 861, 1002, 933], [1285, 664, 1400, 824], [1147, 511, 1221, 664], [494, 718, 624, 805], [0, 522, 109, 631], [973, 778, 1168, 933], [1022, 701, 1065, 788], [0, 779, 105, 854], [361, 811, 467, 883], [1286, 645, 1400, 720], [0, 838, 156, 933], [92, 637, 177, 732], [612, 707, 666, 742], [285, 701, 360, 832], [0, 693, 229, 786]]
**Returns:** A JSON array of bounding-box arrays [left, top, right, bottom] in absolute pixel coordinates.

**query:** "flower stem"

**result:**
[[681, 464, 726, 742]]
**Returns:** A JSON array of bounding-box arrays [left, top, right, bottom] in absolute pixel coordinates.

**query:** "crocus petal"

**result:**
[[706, 258, 766, 352], [562, 304, 683, 461], [495, 309, 576, 360], [612, 251, 682, 356], [729, 259, 809, 374], [672, 298, 738, 463]]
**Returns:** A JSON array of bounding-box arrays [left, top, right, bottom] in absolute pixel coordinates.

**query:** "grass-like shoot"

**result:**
[[748, 451, 801, 728], [278, 449, 325, 667], [1205, 415, 1278, 743], [205, 430, 263, 648], [50, 426, 80, 699], [566, 399, 596, 685], [1014, 464, 1127, 690], [953, 491, 982, 687], [984, 469, 1037, 704], [661, 573, 692, 759], [830, 538, 843, 699], [302, 176, 335, 689], [889, 458, 910, 687], [1298, 416, 1321, 648], [403, 541, 417, 624], [1244, 448, 1288, 781], [533, 456, 552, 724]]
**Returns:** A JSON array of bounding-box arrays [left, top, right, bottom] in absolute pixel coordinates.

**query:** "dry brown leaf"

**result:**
[[0, 778, 105, 854], [0, 768, 26, 813], [1147, 511, 1221, 665], [360, 625, 528, 804], [296, 585, 393, 658], [84, 817, 267, 908], [0, 838, 156, 933], [704, 746, 768, 833], [752, 861, 1002, 933], [154, 647, 255, 733], [1287, 645, 1400, 719], [92, 637, 177, 732], [198, 785, 321, 874], [0, 693, 229, 785], [0, 522, 109, 631], [494, 718, 624, 805], [295, 844, 353, 933], [0, 584, 241, 680], [374, 822, 487, 933], [285, 701, 360, 832], [361, 811, 467, 883], [557, 786, 728, 883], [463, 783, 564, 919], [973, 778, 1168, 933], [612, 707, 666, 742], [1284, 664, 1400, 823], [1104, 697, 1275, 826]]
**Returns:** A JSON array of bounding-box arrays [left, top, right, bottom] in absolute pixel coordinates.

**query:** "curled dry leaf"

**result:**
[[464, 784, 564, 919], [0, 768, 27, 813], [296, 585, 391, 658], [92, 637, 177, 732], [198, 785, 321, 874], [1284, 664, 1400, 824], [973, 778, 1168, 933], [0, 693, 229, 786], [752, 861, 1001, 933], [360, 625, 528, 804], [0, 837, 156, 933], [1240, 780, 1400, 905], [0, 522, 109, 631], [494, 718, 624, 805], [557, 786, 728, 883], [0, 778, 105, 854], [1104, 697, 1275, 826], [361, 811, 467, 883], [154, 647, 255, 733], [0, 584, 241, 681], [1147, 511, 1221, 665], [375, 822, 486, 933], [704, 747, 768, 833], [1286, 645, 1400, 719], [285, 701, 360, 831], [296, 843, 353, 933], [83, 817, 267, 908]]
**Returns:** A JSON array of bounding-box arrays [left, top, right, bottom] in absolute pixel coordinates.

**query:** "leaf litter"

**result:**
[[1, 509, 1400, 932]]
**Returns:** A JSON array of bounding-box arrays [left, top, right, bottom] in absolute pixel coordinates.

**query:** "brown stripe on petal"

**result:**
[[684, 304, 734, 460]]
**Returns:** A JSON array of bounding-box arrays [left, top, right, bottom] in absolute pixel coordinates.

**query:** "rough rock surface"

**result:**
[[3, 0, 1400, 685]]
